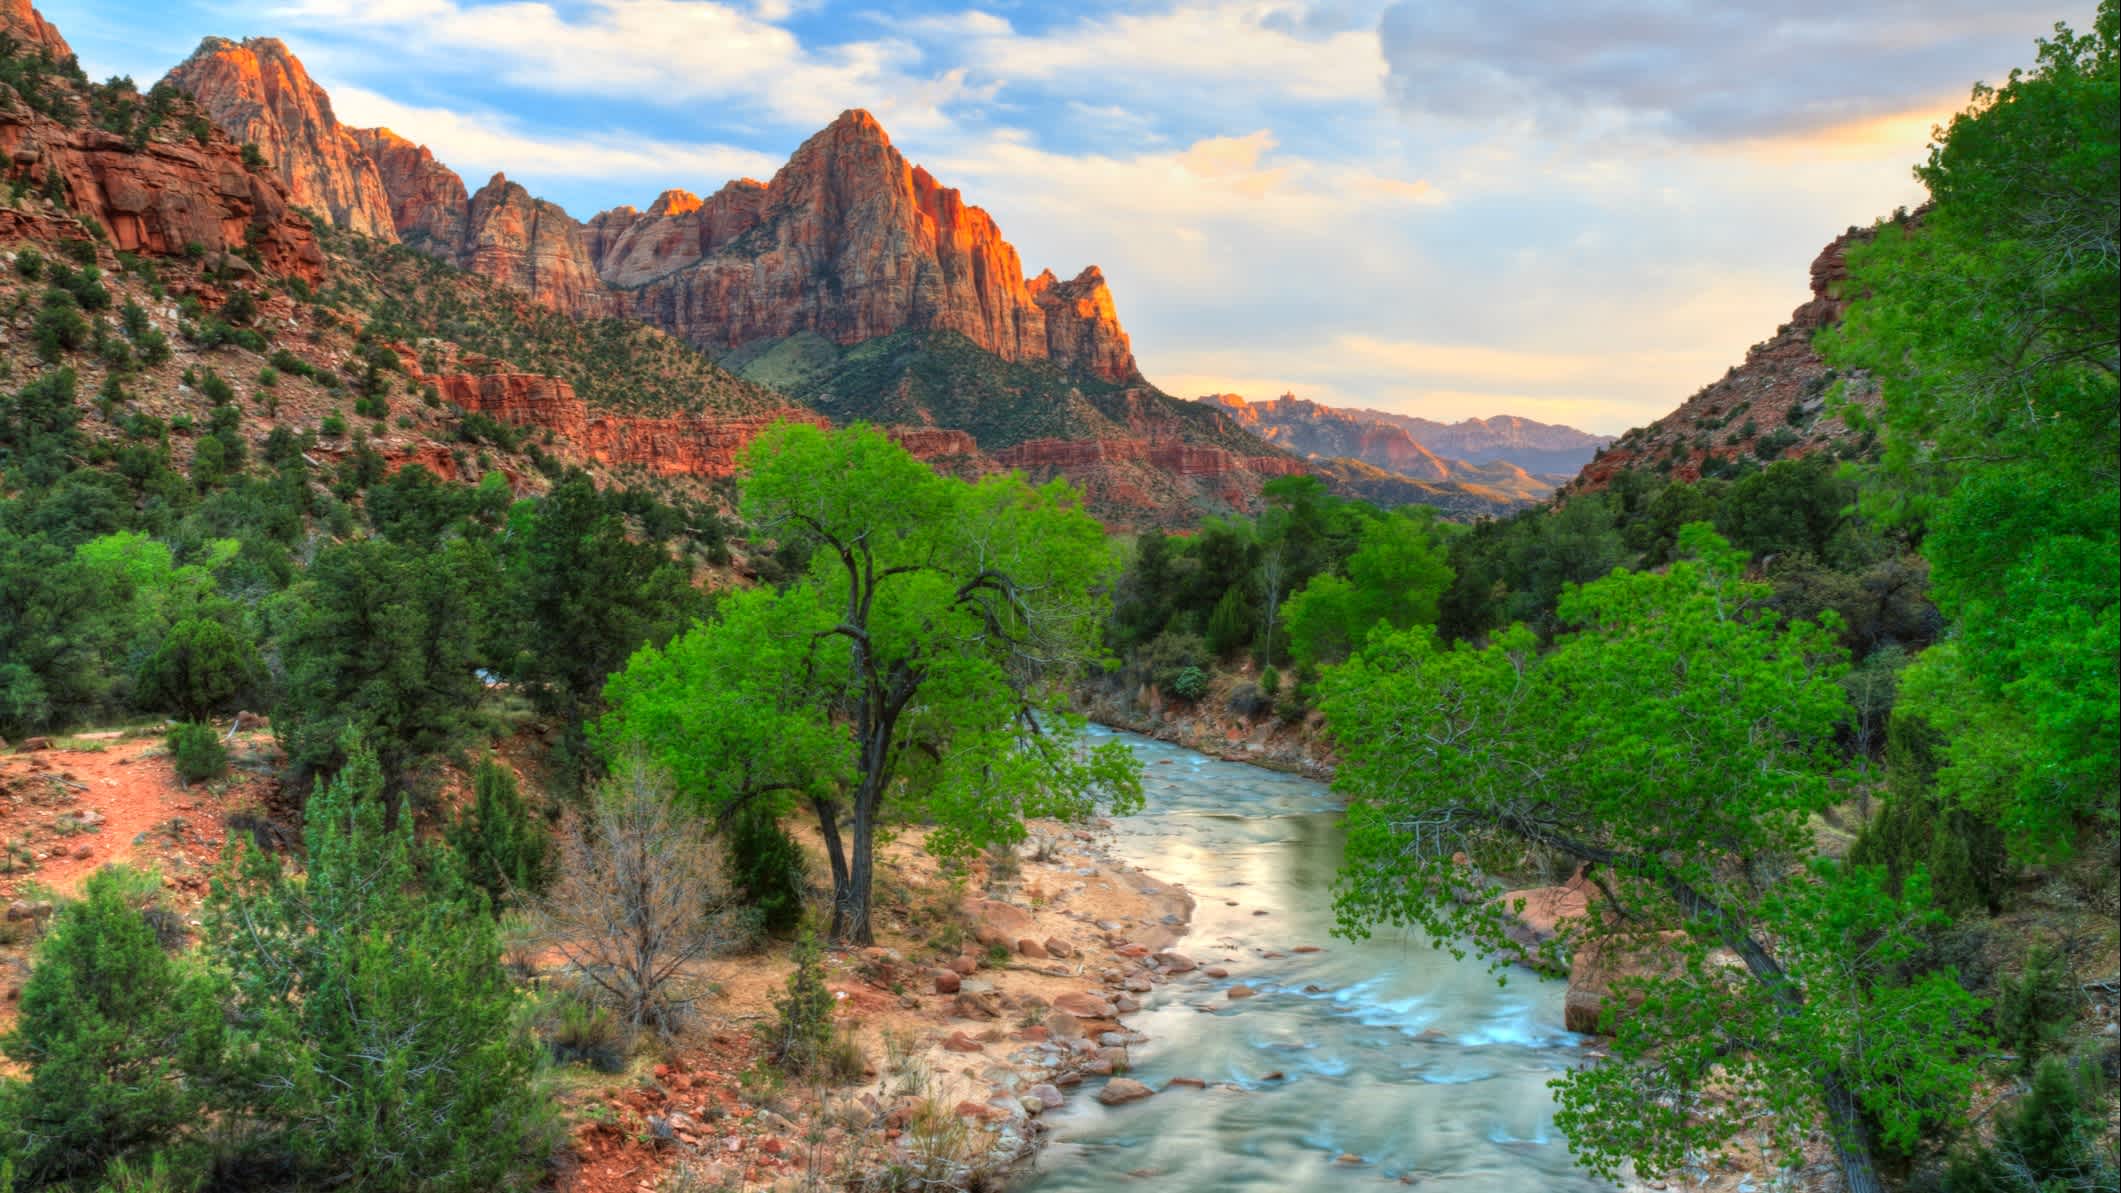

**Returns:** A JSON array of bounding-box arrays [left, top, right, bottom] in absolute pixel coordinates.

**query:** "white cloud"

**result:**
[[329, 85, 782, 204]]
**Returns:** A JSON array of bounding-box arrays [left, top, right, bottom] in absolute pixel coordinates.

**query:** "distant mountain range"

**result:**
[[1199, 394, 1612, 502]]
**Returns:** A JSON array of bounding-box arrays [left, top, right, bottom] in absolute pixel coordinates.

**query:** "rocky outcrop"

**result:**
[[582, 183, 766, 288], [163, 37, 396, 240], [0, 88, 323, 282], [612, 111, 1138, 382], [1, 0, 69, 59], [461, 173, 609, 314], [1567, 221, 1896, 494], [346, 127, 467, 253], [1030, 266, 1134, 382]]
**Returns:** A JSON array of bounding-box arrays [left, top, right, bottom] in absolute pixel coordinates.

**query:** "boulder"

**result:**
[[1564, 931, 1689, 1035], [1096, 1078, 1154, 1105]]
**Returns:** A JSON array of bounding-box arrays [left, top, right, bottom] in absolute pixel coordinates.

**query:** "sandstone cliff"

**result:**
[[0, 77, 323, 282], [461, 173, 609, 314], [164, 37, 396, 240], [1566, 223, 1893, 493], [1, 0, 68, 59], [347, 127, 468, 253], [607, 111, 1138, 382]]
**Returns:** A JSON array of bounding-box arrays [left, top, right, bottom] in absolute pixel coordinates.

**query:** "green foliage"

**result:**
[[164, 722, 225, 785], [1282, 506, 1452, 666], [205, 744, 556, 1190], [1325, 526, 1986, 1186], [1945, 1056, 2119, 1192], [0, 867, 224, 1185], [137, 616, 258, 722], [764, 929, 859, 1081], [1821, 6, 2119, 858], [600, 424, 1142, 945], [447, 757, 552, 910], [1168, 665, 1208, 701], [1204, 584, 1251, 659], [1991, 944, 2075, 1074], [276, 538, 487, 792], [726, 806, 805, 936]]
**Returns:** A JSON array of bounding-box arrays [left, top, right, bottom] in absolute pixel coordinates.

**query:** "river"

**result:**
[[1022, 726, 1611, 1192]]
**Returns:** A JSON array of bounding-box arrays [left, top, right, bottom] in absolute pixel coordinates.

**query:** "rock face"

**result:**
[[163, 38, 396, 240], [0, 86, 323, 283], [1566, 222, 1895, 493], [609, 111, 1138, 381], [347, 127, 468, 253], [461, 174, 610, 315], [1, 0, 69, 58]]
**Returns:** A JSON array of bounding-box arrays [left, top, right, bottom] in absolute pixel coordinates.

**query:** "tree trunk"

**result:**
[[845, 803, 876, 947], [1822, 1069, 1885, 1193], [811, 796, 850, 941]]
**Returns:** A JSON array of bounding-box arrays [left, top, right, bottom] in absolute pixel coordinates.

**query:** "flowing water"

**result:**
[[1023, 727, 1608, 1192]]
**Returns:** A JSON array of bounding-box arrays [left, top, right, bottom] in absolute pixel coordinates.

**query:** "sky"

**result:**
[[47, 0, 2094, 433]]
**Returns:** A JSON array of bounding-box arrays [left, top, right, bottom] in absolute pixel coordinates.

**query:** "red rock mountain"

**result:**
[[162, 43, 1138, 381], [0, 58, 323, 283], [1, 0, 69, 58], [1566, 222, 1892, 493], [1203, 393, 1566, 506], [162, 38, 396, 240]]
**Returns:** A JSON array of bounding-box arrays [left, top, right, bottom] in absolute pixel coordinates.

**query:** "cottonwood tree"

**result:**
[[539, 758, 730, 1032], [1323, 526, 1984, 1193], [600, 423, 1142, 946]]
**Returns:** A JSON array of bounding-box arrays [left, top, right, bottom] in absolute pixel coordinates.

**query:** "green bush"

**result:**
[[165, 722, 225, 785], [1944, 1056, 2118, 1192], [727, 805, 805, 936], [1993, 944, 2075, 1073], [763, 929, 860, 1081], [138, 618, 257, 723], [0, 867, 225, 1185], [447, 757, 552, 909], [1170, 666, 1209, 702], [206, 744, 557, 1191]]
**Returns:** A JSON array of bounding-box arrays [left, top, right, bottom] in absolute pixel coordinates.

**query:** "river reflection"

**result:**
[[1021, 727, 1611, 1192]]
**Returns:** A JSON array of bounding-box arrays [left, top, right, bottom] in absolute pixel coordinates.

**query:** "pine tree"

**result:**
[[207, 742, 555, 1191], [448, 756, 552, 910], [0, 867, 223, 1184]]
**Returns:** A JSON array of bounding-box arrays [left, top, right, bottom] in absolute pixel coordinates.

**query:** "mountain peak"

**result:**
[[649, 188, 703, 217], [163, 34, 398, 240], [3, 0, 72, 58]]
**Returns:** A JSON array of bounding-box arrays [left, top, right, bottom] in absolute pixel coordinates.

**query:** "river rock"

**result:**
[[1227, 985, 1258, 1000], [934, 969, 961, 994], [1154, 950, 1196, 973], [1044, 936, 1074, 958], [1097, 1078, 1154, 1105], [1053, 992, 1115, 1019]]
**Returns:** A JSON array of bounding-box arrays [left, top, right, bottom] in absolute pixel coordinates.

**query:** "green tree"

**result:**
[[276, 538, 485, 796], [1281, 506, 1453, 666], [447, 757, 552, 909], [502, 476, 703, 727], [1204, 584, 1252, 659], [137, 616, 258, 722], [600, 423, 1142, 945], [1323, 526, 1985, 1193], [1821, 5, 2118, 856], [205, 743, 554, 1190], [0, 867, 224, 1185]]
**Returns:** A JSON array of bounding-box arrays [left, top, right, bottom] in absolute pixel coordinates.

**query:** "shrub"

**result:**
[[1993, 944, 2074, 1073], [765, 929, 860, 1081], [726, 805, 805, 936], [139, 618, 257, 723], [447, 757, 551, 909], [1170, 666, 1209, 702], [205, 744, 557, 1191], [165, 722, 225, 785], [1945, 1056, 2117, 1192], [536, 988, 628, 1073], [0, 867, 224, 1184], [1260, 665, 1281, 700]]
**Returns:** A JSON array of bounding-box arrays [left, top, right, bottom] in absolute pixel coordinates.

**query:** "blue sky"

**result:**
[[52, 0, 2092, 432]]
